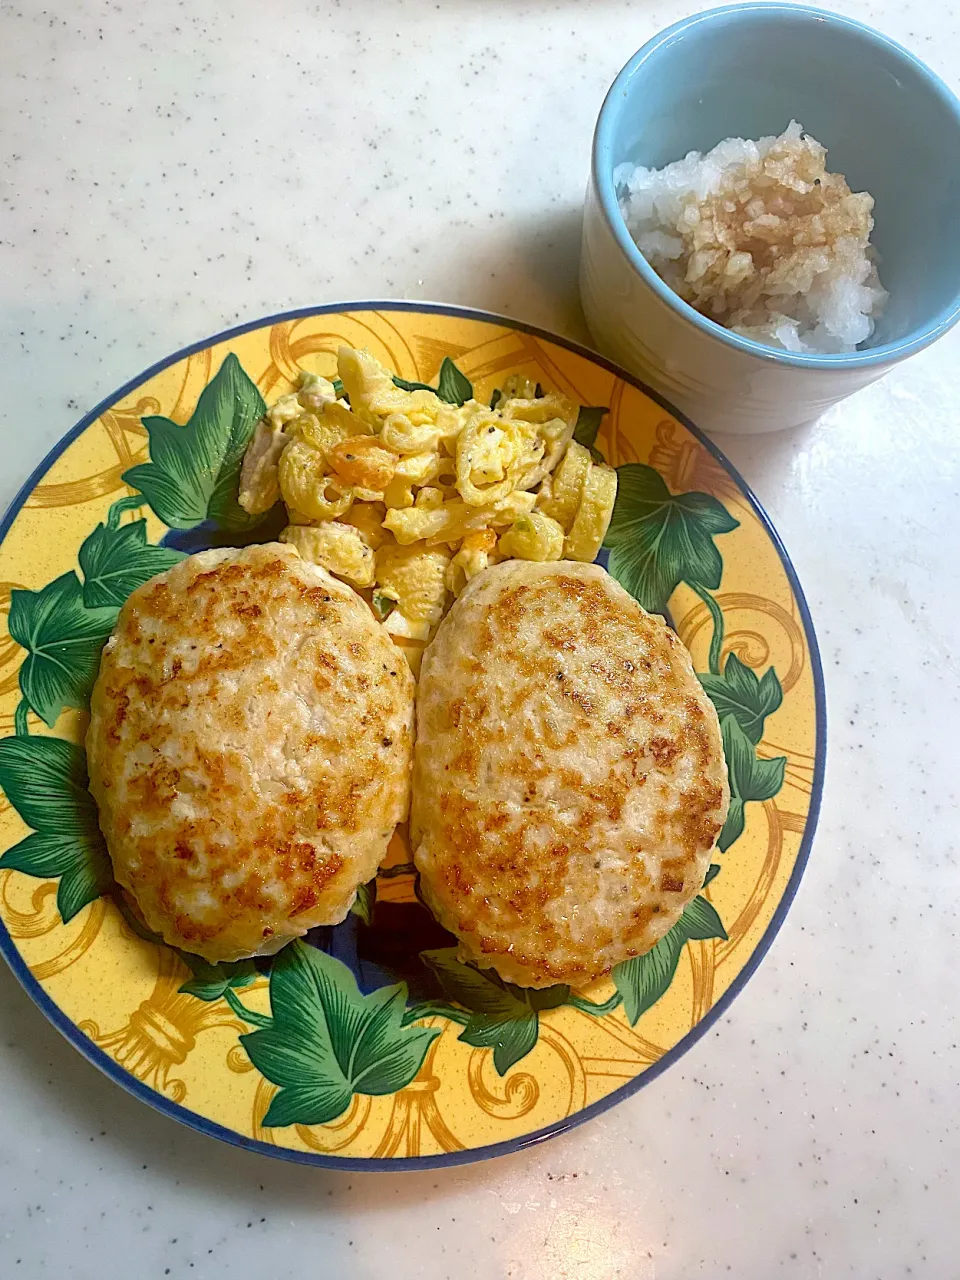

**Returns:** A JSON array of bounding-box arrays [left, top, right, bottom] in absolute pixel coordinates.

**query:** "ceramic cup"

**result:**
[[580, 3, 960, 434]]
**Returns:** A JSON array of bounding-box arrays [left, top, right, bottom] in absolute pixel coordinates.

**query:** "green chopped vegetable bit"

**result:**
[[372, 590, 398, 621]]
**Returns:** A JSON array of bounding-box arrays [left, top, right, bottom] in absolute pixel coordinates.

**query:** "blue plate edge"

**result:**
[[0, 299, 827, 1173]]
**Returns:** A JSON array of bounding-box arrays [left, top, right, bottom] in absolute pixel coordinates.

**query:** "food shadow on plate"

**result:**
[[160, 504, 289, 555], [305, 897, 459, 999]]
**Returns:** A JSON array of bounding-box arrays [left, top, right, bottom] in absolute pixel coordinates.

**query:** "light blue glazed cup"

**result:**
[[580, 4, 960, 433]]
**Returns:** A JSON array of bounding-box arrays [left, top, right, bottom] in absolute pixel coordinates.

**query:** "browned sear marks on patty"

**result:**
[[87, 543, 415, 964], [412, 560, 729, 989]]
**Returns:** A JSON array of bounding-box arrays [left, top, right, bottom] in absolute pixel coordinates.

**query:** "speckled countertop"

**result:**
[[2, 1, 959, 1276]]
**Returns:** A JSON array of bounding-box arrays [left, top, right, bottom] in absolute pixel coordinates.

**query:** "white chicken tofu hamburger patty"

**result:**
[[87, 542, 415, 963], [411, 560, 729, 989]]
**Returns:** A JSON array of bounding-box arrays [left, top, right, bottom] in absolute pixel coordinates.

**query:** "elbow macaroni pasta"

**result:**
[[375, 544, 452, 641], [564, 464, 618, 563], [238, 346, 619, 659], [278, 440, 354, 522], [499, 511, 565, 563], [280, 521, 375, 588]]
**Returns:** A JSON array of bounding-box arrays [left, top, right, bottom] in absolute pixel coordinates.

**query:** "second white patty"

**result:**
[[411, 560, 729, 989]]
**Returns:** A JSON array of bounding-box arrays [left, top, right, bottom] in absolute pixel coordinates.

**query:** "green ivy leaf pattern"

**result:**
[[8, 572, 118, 727], [421, 948, 569, 1075], [0, 736, 112, 923], [703, 863, 721, 888], [178, 957, 257, 1002], [612, 895, 727, 1026], [393, 357, 473, 407], [461, 1008, 538, 1074], [435, 357, 473, 407], [718, 715, 787, 851], [391, 375, 435, 395], [603, 464, 739, 615], [573, 405, 608, 461], [239, 942, 440, 1127], [699, 653, 783, 746], [349, 879, 376, 926], [78, 519, 186, 609], [122, 353, 267, 532]]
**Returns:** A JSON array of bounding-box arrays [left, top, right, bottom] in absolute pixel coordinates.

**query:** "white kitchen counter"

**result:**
[[2, 2, 958, 1276]]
